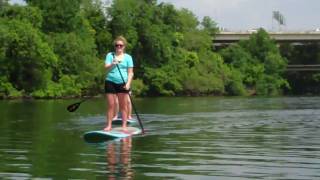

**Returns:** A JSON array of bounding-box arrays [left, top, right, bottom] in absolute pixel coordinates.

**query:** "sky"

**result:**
[[9, 0, 320, 32], [159, 0, 320, 32]]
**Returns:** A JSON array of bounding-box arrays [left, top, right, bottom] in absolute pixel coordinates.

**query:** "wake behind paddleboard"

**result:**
[[83, 127, 141, 142]]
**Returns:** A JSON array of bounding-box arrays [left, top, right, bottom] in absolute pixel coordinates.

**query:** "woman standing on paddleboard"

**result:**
[[104, 36, 134, 131]]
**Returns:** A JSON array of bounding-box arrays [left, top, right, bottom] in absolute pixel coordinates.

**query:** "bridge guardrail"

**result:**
[[286, 64, 320, 71]]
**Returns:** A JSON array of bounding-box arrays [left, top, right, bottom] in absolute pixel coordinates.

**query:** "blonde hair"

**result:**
[[113, 36, 127, 46]]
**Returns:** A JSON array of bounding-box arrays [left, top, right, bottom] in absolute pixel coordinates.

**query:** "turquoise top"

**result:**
[[105, 52, 134, 84]]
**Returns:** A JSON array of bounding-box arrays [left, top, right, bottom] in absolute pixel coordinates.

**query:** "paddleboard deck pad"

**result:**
[[112, 118, 137, 125], [83, 127, 141, 142]]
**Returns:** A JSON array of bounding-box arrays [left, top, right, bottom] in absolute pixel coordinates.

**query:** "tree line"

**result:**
[[0, 0, 318, 98]]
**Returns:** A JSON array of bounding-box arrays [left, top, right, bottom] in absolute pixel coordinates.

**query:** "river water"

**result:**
[[0, 96, 319, 179]]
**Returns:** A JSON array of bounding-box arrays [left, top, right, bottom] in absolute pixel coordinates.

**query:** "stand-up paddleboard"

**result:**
[[83, 127, 141, 142], [112, 118, 137, 125]]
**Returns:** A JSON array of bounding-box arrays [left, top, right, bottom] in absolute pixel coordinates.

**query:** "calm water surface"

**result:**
[[0, 96, 320, 179]]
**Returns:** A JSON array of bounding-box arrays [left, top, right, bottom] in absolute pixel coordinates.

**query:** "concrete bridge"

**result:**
[[214, 31, 320, 72], [214, 32, 320, 44]]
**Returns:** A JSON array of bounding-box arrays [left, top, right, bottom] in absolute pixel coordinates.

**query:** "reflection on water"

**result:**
[[0, 97, 320, 179], [106, 137, 133, 179]]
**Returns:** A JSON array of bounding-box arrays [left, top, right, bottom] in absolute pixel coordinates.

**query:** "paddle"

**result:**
[[67, 98, 88, 112], [114, 54, 145, 134]]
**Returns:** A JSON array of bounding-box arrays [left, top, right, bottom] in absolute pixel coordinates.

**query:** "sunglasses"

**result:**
[[115, 44, 124, 48]]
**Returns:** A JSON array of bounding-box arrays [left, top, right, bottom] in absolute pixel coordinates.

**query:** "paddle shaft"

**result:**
[[115, 62, 145, 134]]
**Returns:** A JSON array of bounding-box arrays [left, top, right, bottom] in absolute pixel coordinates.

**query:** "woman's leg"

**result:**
[[117, 93, 128, 130], [112, 95, 119, 120], [105, 93, 116, 131], [127, 95, 132, 119]]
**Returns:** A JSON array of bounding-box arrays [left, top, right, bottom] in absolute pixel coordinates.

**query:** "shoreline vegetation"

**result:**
[[1, 0, 320, 99]]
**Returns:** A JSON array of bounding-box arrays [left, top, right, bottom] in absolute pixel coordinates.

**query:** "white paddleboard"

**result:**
[[112, 118, 137, 125], [83, 127, 141, 142]]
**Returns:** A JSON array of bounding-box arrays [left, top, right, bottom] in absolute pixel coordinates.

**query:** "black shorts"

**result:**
[[105, 81, 129, 94]]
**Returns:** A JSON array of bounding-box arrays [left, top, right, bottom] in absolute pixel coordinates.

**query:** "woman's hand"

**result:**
[[124, 83, 130, 90], [112, 58, 120, 65]]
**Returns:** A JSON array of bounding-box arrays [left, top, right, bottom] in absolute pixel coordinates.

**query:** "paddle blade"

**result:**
[[67, 102, 81, 112]]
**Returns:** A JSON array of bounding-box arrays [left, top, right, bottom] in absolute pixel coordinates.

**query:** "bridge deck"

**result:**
[[215, 32, 320, 43]]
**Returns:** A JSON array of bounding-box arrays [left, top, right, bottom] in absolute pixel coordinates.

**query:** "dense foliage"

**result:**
[[220, 30, 289, 95], [1, 0, 314, 98], [280, 43, 320, 94]]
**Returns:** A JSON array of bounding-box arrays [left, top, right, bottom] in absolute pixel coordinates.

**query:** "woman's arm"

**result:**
[[125, 67, 134, 90], [104, 63, 113, 70], [104, 58, 118, 71]]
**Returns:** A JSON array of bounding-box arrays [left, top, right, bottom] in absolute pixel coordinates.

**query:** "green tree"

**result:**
[[0, 4, 42, 28], [26, 0, 82, 32], [4, 0, 287, 98], [281, 43, 320, 95], [81, 0, 112, 58], [106, 0, 230, 96], [0, 0, 9, 8], [0, 1, 104, 98], [221, 29, 288, 95], [220, 44, 263, 87], [0, 18, 57, 93], [201, 16, 219, 36], [107, 0, 140, 50], [239, 29, 279, 64]]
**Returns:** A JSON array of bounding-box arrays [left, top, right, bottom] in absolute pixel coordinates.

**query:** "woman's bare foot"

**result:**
[[121, 126, 130, 133], [103, 126, 112, 131]]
